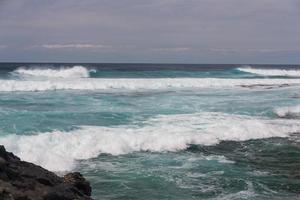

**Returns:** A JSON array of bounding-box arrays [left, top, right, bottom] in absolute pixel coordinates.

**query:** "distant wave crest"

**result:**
[[237, 67, 300, 77], [274, 105, 300, 118], [0, 112, 299, 171], [12, 66, 94, 78]]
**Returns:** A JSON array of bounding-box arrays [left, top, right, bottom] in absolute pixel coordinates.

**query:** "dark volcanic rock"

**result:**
[[239, 83, 290, 89], [0, 145, 92, 200]]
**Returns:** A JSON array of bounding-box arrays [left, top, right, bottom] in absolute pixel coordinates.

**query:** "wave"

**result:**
[[237, 67, 300, 77], [0, 112, 299, 171], [274, 105, 300, 118], [12, 66, 94, 78], [0, 78, 300, 92]]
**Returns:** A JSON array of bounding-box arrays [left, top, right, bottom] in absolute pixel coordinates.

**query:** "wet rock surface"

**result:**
[[0, 145, 92, 200]]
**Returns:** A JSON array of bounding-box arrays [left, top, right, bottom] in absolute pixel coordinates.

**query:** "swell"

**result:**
[[0, 112, 299, 171], [0, 78, 300, 92]]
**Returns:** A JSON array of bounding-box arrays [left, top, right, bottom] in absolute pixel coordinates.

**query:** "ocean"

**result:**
[[0, 63, 299, 199]]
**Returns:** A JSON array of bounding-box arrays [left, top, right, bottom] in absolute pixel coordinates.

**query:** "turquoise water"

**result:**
[[0, 64, 299, 199]]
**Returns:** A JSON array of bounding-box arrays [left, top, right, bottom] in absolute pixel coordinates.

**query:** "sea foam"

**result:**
[[0, 112, 299, 171], [237, 67, 300, 77], [0, 78, 300, 92], [274, 105, 300, 118], [12, 66, 93, 78]]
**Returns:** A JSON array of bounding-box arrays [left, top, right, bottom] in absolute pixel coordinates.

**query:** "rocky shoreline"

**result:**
[[0, 145, 92, 200]]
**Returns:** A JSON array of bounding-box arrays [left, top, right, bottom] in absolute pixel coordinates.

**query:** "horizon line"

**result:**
[[0, 62, 299, 66]]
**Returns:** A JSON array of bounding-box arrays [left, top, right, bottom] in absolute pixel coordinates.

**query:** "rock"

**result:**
[[63, 172, 92, 196], [239, 83, 290, 89], [0, 145, 92, 200]]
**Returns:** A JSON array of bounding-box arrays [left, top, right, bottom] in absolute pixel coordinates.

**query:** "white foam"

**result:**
[[12, 66, 93, 78], [0, 112, 299, 171], [274, 105, 300, 118], [215, 181, 257, 200], [237, 67, 300, 77], [0, 78, 299, 92]]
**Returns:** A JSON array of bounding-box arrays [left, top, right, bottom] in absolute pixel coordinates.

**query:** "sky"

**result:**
[[0, 0, 300, 64]]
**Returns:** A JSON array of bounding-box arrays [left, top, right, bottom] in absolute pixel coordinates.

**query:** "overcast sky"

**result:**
[[0, 0, 300, 64]]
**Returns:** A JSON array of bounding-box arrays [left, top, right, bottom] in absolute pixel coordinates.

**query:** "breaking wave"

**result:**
[[0, 78, 300, 92], [0, 112, 299, 171], [12, 66, 94, 78], [274, 105, 300, 118], [237, 67, 300, 77]]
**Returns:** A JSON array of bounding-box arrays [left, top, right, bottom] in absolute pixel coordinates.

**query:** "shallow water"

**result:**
[[0, 63, 299, 199]]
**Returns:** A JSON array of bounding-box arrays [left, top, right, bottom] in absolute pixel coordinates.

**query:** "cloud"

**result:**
[[209, 48, 240, 54], [0, 45, 7, 49], [248, 48, 300, 53], [40, 44, 112, 49], [209, 48, 300, 54], [150, 47, 192, 52]]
